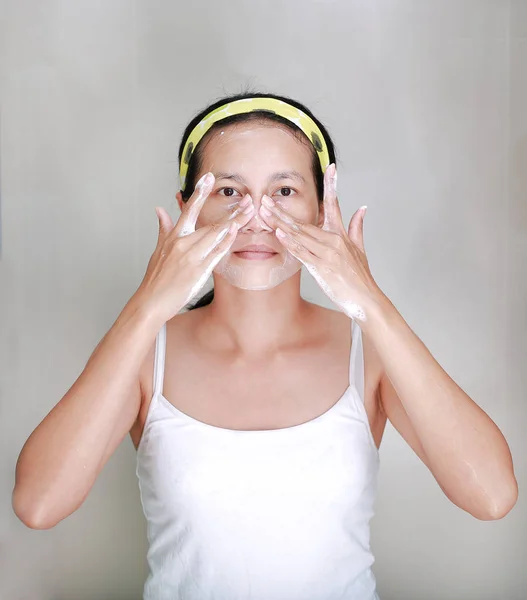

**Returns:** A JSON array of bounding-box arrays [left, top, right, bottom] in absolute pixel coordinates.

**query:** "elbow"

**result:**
[[12, 487, 57, 530], [13, 504, 57, 530], [477, 479, 519, 521], [17, 513, 55, 530]]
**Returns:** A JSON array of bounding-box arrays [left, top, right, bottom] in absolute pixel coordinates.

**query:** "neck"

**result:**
[[198, 272, 313, 358]]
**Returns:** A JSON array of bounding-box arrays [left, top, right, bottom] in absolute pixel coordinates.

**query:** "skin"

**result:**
[[177, 123, 331, 356], [132, 121, 518, 521], [11, 119, 516, 532], [131, 122, 387, 450]]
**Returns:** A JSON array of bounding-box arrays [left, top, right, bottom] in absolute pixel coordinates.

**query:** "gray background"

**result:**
[[1, 1, 525, 598]]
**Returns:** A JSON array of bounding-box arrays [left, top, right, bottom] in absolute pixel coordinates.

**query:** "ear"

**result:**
[[176, 190, 184, 212]]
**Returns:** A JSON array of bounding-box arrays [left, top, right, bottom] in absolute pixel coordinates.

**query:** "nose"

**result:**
[[239, 195, 273, 233]]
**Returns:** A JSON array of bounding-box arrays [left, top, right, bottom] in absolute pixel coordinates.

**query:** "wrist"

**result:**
[[125, 290, 169, 330], [359, 286, 398, 333]]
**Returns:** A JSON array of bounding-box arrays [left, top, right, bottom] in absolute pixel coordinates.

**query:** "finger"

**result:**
[[322, 164, 345, 234], [347, 205, 367, 253], [265, 206, 332, 260], [225, 194, 256, 223], [156, 206, 175, 238], [275, 227, 320, 266], [259, 195, 329, 242], [180, 223, 239, 306], [179, 193, 255, 248], [258, 195, 338, 259], [168, 194, 253, 258], [186, 195, 256, 258], [203, 221, 240, 268], [174, 172, 215, 238]]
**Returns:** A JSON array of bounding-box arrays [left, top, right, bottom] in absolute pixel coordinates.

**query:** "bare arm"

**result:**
[[12, 295, 163, 530], [363, 295, 518, 520], [11, 174, 256, 530]]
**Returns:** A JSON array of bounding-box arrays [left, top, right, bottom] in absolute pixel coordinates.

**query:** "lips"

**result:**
[[233, 244, 278, 254], [232, 243, 279, 261]]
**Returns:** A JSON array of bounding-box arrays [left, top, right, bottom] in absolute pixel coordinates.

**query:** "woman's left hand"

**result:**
[[258, 164, 384, 322]]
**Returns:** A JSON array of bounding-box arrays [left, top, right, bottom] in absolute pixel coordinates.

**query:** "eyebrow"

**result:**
[[213, 171, 306, 184]]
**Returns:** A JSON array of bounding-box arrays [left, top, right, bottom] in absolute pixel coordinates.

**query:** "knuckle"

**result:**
[[179, 251, 192, 268], [333, 234, 344, 248], [177, 225, 193, 238], [325, 247, 340, 261], [291, 223, 303, 235], [206, 221, 221, 234], [292, 240, 304, 253]]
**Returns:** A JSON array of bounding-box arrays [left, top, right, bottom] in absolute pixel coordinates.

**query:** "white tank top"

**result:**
[[136, 317, 381, 600]]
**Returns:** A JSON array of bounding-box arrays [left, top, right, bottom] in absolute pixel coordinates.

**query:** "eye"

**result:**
[[275, 187, 296, 198], [218, 187, 242, 198]]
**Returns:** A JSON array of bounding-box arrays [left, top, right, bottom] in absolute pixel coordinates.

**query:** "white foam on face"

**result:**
[[195, 124, 317, 290], [212, 197, 303, 290], [213, 192, 303, 290], [214, 248, 302, 291]]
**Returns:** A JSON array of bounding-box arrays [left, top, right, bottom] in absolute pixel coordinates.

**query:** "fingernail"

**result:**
[[239, 194, 251, 208], [327, 164, 337, 192], [196, 172, 213, 190], [243, 202, 255, 214], [262, 195, 274, 208], [195, 173, 207, 188], [260, 205, 272, 217]]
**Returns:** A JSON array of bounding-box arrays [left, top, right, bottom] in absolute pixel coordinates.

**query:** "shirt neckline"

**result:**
[[155, 383, 355, 435]]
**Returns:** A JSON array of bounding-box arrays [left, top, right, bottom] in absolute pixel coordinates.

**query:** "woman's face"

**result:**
[[188, 122, 324, 290]]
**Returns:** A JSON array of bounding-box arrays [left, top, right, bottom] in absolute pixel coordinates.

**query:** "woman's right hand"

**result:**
[[135, 172, 255, 323]]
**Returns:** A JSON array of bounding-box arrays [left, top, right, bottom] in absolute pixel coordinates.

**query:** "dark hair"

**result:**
[[178, 90, 338, 310]]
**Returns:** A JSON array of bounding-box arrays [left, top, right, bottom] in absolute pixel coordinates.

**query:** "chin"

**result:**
[[213, 254, 302, 291]]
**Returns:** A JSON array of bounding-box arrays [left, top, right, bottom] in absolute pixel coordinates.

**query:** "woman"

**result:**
[[13, 92, 518, 599]]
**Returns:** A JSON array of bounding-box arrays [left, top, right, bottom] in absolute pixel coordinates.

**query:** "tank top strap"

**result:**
[[349, 318, 365, 404], [152, 322, 167, 398]]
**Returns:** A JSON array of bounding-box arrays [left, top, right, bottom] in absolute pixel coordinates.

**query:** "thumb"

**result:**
[[347, 206, 367, 252], [155, 206, 174, 237]]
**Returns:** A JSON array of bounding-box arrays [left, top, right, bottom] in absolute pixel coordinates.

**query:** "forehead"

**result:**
[[200, 122, 313, 168]]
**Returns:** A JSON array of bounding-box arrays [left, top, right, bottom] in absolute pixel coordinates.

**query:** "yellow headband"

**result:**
[[179, 97, 331, 190]]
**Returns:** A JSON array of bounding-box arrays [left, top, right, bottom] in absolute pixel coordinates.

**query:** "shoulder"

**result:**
[[310, 303, 384, 398], [137, 308, 206, 406]]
